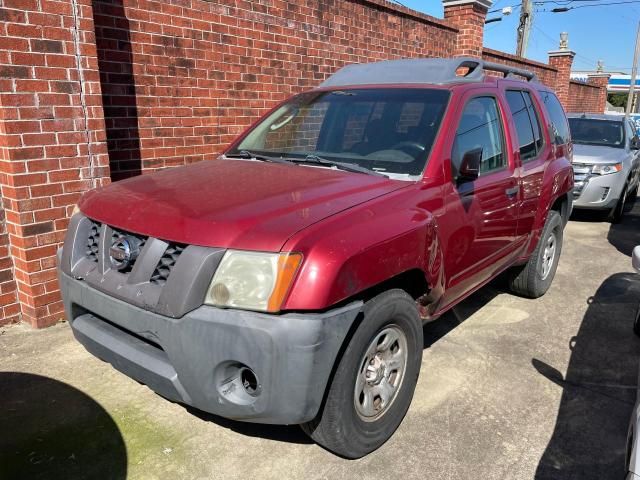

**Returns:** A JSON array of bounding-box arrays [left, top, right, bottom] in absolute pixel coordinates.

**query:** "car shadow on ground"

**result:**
[[608, 198, 640, 257], [533, 273, 640, 479], [423, 276, 506, 348], [184, 406, 313, 445], [0, 372, 127, 480], [569, 198, 640, 257]]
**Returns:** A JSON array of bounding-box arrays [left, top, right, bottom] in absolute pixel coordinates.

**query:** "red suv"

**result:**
[[59, 57, 573, 458]]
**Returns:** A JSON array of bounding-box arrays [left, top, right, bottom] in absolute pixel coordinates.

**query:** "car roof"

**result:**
[[567, 113, 625, 122], [318, 57, 539, 89]]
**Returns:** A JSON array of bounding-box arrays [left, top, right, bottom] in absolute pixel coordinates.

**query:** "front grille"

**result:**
[[572, 163, 593, 197], [86, 221, 101, 262], [150, 243, 186, 285]]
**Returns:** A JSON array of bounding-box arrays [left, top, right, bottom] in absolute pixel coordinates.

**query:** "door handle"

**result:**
[[505, 185, 520, 197]]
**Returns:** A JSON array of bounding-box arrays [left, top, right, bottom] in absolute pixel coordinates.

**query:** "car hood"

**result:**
[[79, 159, 410, 251], [572, 144, 626, 165]]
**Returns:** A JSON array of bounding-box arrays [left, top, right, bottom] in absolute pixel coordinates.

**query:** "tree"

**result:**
[[608, 93, 628, 108]]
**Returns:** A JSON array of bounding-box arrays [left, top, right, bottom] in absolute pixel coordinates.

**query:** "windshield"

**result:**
[[228, 88, 450, 178], [568, 118, 625, 148]]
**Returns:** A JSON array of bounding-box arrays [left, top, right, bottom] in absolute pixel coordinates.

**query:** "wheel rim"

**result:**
[[354, 325, 408, 422], [540, 230, 557, 280]]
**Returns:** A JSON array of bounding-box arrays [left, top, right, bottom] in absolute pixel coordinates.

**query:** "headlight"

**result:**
[[592, 163, 623, 175], [205, 250, 302, 312]]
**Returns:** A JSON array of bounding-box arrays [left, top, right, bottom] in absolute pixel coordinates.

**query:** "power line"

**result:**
[[537, 0, 640, 10]]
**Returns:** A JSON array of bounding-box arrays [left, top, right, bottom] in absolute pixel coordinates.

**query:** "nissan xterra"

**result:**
[[59, 58, 574, 458]]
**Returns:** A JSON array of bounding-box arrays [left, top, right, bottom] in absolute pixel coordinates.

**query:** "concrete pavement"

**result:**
[[2, 201, 640, 480]]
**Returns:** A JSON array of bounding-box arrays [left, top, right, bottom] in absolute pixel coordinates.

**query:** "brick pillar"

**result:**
[[548, 33, 575, 110], [443, 0, 492, 58], [587, 74, 611, 113], [0, 0, 110, 328]]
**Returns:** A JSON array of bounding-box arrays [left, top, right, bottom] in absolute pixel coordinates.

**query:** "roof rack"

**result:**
[[319, 57, 538, 88]]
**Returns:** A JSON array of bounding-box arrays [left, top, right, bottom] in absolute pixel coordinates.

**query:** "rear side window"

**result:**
[[451, 96, 506, 176], [523, 91, 544, 153], [506, 90, 543, 162], [540, 91, 570, 145]]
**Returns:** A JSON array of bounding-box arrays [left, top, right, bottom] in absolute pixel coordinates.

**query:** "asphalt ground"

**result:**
[[2, 200, 640, 480]]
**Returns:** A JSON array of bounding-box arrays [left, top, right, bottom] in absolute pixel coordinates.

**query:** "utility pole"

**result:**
[[626, 20, 640, 116], [516, 0, 533, 57]]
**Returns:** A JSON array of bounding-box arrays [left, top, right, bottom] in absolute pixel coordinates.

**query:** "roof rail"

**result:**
[[319, 57, 538, 88]]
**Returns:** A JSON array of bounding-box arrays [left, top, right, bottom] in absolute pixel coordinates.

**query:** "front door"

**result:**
[[438, 93, 522, 308]]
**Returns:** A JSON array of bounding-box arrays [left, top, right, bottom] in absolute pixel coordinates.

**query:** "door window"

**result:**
[[451, 96, 506, 177], [506, 90, 542, 162], [540, 91, 570, 145]]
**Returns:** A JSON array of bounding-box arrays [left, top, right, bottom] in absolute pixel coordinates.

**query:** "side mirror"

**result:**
[[633, 245, 640, 272], [457, 147, 482, 184], [631, 137, 640, 150]]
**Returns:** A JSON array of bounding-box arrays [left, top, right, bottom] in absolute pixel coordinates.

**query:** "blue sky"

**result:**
[[401, 1, 638, 73]]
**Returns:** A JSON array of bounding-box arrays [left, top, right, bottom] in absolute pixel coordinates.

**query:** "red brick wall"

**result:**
[[566, 80, 602, 113], [482, 48, 558, 88], [0, 0, 111, 327], [93, 0, 458, 175]]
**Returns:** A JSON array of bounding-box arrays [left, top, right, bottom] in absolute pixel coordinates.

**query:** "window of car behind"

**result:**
[[451, 96, 506, 177], [505, 90, 544, 162], [568, 118, 625, 148], [540, 91, 570, 146]]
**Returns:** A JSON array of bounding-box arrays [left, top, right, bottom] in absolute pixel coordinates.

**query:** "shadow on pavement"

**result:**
[[608, 199, 640, 257], [0, 372, 127, 480], [534, 273, 640, 479], [184, 406, 313, 444], [423, 276, 506, 348]]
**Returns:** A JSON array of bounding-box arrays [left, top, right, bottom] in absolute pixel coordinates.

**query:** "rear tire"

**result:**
[[300, 289, 423, 459], [508, 210, 563, 299]]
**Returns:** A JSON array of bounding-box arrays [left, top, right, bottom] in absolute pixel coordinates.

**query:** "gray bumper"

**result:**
[[573, 170, 625, 210], [59, 269, 362, 424]]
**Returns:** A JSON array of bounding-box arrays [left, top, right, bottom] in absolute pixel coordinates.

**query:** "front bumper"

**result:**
[[572, 169, 625, 210], [59, 269, 362, 424]]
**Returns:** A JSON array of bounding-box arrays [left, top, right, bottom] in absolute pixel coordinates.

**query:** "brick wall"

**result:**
[[482, 48, 558, 88], [566, 80, 603, 113], [0, 0, 110, 327]]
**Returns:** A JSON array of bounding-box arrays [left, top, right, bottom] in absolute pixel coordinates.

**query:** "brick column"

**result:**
[[443, 0, 492, 58], [587, 74, 611, 113], [548, 33, 575, 109], [0, 0, 110, 327]]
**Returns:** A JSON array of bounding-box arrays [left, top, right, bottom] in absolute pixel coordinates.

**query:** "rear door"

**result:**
[[503, 87, 553, 237], [439, 89, 522, 305]]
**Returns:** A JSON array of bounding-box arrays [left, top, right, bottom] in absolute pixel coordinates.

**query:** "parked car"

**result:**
[[633, 246, 640, 337], [58, 57, 574, 458], [627, 246, 640, 480], [568, 113, 640, 222]]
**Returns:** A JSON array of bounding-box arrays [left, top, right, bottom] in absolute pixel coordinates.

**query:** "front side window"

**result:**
[[568, 118, 625, 148], [540, 91, 570, 145], [230, 88, 450, 178], [506, 90, 542, 162], [451, 96, 506, 177]]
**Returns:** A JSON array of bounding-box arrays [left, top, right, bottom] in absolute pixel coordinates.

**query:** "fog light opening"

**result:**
[[601, 187, 610, 201], [240, 367, 259, 397]]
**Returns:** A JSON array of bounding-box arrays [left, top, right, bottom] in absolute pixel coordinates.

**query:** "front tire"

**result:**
[[610, 184, 629, 224], [301, 289, 423, 459], [508, 210, 563, 298]]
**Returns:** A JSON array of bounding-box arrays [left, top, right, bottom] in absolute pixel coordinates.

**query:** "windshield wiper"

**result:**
[[225, 150, 289, 164], [290, 154, 387, 177]]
